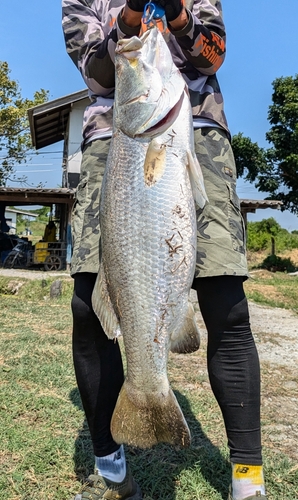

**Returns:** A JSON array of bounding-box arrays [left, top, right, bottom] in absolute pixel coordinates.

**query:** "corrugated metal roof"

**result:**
[[0, 187, 75, 206], [28, 89, 89, 150], [5, 208, 38, 217], [0, 187, 283, 212], [240, 199, 283, 212]]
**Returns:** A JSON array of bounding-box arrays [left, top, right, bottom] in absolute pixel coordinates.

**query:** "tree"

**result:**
[[256, 217, 281, 255], [31, 206, 52, 221], [231, 132, 269, 182], [232, 74, 298, 214], [0, 61, 48, 186], [246, 217, 281, 254]]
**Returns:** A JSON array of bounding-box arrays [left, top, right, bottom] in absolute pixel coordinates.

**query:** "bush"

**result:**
[[247, 221, 271, 251], [260, 255, 297, 273], [247, 219, 298, 252]]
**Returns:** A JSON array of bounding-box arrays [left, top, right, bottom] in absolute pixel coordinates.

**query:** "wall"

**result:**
[[4, 210, 17, 234], [66, 97, 89, 188]]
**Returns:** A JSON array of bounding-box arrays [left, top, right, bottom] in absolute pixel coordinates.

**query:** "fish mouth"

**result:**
[[137, 92, 185, 137]]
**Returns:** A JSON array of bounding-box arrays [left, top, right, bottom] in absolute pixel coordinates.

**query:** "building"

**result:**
[[4, 208, 38, 235], [0, 90, 283, 270], [28, 89, 89, 189], [0, 187, 75, 269], [27, 88, 283, 213]]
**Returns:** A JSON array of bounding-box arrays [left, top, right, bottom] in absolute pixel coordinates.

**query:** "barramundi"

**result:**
[[92, 26, 207, 449]]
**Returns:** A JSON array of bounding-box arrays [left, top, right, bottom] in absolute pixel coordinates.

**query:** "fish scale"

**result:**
[[103, 132, 194, 398], [92, 26, 208, 449]]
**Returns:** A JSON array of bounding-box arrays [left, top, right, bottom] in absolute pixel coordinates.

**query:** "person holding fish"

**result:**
[[62, 1, 267, 499]]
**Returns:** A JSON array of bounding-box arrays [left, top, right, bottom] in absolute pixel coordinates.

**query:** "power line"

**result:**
[[15, 169, 59, 173], [9, 163, 59, 167], [0, 151, 63, 158]]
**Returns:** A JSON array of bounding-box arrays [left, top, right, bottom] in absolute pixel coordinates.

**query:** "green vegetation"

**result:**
[[16, 220, 47, 243], [261, 255, 296, 273], [0, 275, 297, 499], [232, 74, 298, 214], [244, 272, 298, 312], [247, 218, 298, 254], [10, 206, 54, 244], [0, 61, 48, 186], [0, 276, 73, 301]]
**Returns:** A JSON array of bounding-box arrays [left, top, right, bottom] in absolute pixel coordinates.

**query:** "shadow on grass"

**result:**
[[69, 388, 94, 481], [69, 388, 230, 499]]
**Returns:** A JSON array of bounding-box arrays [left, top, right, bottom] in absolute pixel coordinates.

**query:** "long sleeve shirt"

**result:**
[[62, 0, 229, 145]]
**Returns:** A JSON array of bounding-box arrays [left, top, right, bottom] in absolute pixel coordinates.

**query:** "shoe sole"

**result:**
[[127, 484, 142, 500], [228, 493, 267, 500], [72, 489, 142, 500], [72, 479, 142, 500]]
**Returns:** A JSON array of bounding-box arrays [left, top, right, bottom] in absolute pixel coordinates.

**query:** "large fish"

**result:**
[[92, 26, 207, 449]]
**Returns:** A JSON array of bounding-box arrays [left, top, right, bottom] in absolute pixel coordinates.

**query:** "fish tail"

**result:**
[[170, 301, 200, 354], [111, 383, 191, 449]]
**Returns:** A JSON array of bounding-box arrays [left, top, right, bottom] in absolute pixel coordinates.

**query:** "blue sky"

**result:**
[[1, 0, 298, 230]]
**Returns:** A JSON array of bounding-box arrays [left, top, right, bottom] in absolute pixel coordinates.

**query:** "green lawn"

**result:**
[[0, 276, 297, 499]]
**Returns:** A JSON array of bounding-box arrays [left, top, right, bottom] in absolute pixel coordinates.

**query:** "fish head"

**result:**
[[114, 27, 186, 137]]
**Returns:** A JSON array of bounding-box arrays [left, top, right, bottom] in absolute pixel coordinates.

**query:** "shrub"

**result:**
[[247, 223, 270, 251], [247, 219, 298, 252], [260, 255, 297, 273]]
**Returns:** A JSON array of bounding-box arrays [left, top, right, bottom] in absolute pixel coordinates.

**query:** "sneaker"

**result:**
[[228, 486, 267, 500], [72, 467, 142, 500]]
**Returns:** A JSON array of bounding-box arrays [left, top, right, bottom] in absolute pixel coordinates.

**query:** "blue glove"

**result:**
[[155, 0, 183, 22]]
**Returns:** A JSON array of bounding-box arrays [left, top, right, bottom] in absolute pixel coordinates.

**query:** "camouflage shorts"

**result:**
[[70, 139, 110, 276], [71, 130, 248, 278], [194, 127, 248, 278]]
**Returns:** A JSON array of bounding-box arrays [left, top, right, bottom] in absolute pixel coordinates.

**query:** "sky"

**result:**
[[1, 0, 298, 230]]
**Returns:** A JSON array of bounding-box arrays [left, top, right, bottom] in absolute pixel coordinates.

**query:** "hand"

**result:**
[[155, 0, 183, 22], [126, 0, 148, 13]]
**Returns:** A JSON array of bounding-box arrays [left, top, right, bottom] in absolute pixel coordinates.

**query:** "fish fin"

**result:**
[[187, 150, 208, 209], [144, 139, 166, 186], [91, 265, 121, 340], [111, 383, 191, 449], [170, 301, 200, 354]]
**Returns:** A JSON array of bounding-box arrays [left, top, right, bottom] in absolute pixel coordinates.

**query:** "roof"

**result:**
[[240, 199, 283, 212], [5, 208, 38, 218], [28, 89, 89, 150], [0, 187, 283, 211], [0, 187, 75, 206]]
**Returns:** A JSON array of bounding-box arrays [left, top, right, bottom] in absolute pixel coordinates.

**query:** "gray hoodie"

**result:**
[[62, 0, 229, 145]]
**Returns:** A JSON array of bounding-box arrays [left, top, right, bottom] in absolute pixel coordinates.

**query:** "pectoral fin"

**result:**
[[144, 139, 166, 186], [170, 301, 200, 354], [91, 264, 121, 340], [187, 150, 208, 209]]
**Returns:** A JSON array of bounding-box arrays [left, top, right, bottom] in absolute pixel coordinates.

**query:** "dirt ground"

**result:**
[[0, 268, 72, 280], [1, 268, 297, 461], [247, 248, 298, 269]]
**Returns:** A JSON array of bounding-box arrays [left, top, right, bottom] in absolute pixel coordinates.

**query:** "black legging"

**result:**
[[72, 273, 124, 457], [193, 275, 262, 465], [72, 273, 262, 464]]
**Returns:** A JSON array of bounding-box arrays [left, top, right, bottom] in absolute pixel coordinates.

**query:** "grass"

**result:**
[[244, 270, 298, 312], [16, 220, 48, 245], [0, 275, 297, 499]]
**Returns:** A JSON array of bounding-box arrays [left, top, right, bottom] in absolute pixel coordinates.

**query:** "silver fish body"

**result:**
[[92, 27, 207, 449]]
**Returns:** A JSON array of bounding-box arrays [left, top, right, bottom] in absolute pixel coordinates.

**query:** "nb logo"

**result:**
[[113, 451, 121, 461], [236, 466, 250, 474]]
